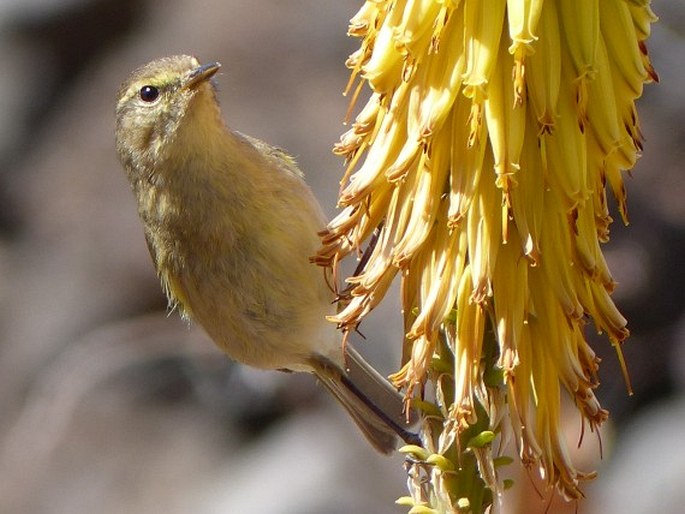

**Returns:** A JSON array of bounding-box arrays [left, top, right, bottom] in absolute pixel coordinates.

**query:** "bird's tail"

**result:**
[[310, 345, 419, 454]]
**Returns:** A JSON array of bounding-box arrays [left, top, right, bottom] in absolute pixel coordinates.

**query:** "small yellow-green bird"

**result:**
[[115, 55, 415, 453]]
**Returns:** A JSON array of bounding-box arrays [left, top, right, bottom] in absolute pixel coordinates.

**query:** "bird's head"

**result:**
[[115, 55, 221, 176]]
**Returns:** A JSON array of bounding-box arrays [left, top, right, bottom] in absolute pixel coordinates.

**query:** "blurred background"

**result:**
[[0, 1, 682, 512]]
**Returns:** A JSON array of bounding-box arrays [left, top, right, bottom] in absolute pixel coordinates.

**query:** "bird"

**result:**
[[114, 55, 416, 453]]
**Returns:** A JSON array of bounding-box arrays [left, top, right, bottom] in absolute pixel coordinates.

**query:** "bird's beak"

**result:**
[[184, 61, 221, 90]]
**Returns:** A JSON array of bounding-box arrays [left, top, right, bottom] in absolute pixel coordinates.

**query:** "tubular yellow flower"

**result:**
[[317, 0, 656, 509]]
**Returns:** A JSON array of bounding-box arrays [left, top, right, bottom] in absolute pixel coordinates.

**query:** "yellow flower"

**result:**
[[316, 0, 657, 509]]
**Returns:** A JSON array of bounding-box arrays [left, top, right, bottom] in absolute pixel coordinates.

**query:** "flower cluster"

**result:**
[[316, 0, 657, 508]]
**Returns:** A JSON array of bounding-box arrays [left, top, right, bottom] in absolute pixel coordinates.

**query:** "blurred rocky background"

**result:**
[[0, 1, 682, 513]]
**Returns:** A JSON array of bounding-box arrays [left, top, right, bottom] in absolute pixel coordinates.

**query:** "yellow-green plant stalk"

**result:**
[[316, 0, 657, 510]]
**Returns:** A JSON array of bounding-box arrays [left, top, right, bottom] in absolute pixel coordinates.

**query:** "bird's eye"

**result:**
[[139, 85, 160, 103]]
